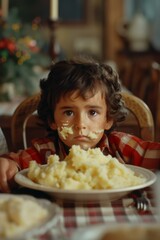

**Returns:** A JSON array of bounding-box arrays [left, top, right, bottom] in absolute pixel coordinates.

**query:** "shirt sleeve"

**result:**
[[0, 138, 56, 169], [1, 147, 43, 169], [109, 131, 160, 170]]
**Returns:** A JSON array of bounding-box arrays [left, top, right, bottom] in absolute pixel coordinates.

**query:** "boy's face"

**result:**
[[50, 90, 113, 150]]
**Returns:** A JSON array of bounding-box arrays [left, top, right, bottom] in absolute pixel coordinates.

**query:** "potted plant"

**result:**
[[0, 8, 50, 101]]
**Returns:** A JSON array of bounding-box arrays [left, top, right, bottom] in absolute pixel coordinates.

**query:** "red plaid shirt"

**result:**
[[3, 131, 160, 170]]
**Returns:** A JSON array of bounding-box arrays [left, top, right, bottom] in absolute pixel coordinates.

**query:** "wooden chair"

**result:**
[[144, 62, 160, 141], [119, 60, 150, 99], [119, 60, 159, 141], [11, 91, 155, 152], [11, 93, 46, 151], [116, 92, 155, 141], [118, 60, 133, 90]]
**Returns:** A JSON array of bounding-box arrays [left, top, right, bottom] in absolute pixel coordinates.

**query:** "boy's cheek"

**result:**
[[105, 119, 113, 130]]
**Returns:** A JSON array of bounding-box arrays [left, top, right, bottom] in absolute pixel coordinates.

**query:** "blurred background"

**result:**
[[1, 0, 160, 95], [0, 0, 160, 147]]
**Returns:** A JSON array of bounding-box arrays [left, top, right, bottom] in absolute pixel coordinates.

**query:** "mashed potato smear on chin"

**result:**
[[27, 145, 146, 190]]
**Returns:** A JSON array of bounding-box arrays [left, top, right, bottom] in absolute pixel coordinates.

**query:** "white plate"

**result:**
[[0, 194, 61, 240], [15, 165, 156, 202]]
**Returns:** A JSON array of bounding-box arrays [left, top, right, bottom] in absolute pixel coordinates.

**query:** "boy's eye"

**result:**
[[89, 110, 98, 116], [64, 110, 73, 116]]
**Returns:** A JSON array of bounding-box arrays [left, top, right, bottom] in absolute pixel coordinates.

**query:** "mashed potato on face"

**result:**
[[58, 125, 74, 139], [0, 197, 48, 238], [58, 124, 103, 140], [28, 145, 146, 190]]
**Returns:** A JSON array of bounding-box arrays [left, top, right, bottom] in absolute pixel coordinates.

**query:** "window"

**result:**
[[9, 0, 86, 24]]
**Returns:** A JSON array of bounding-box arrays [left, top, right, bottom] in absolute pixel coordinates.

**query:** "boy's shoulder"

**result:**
[[108, 131, 131, 139], [31, 137, 53, 145], [108, 131, 141, 144]]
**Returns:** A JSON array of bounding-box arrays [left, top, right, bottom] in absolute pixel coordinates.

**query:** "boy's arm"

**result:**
[[0, 145, 44, 193], [0, 157, 18, 193], [0, 137, 56, 192], [0, 146, 43, 192]]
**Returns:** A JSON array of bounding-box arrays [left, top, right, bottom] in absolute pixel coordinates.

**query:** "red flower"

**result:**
[[0, 39, 16, 53]]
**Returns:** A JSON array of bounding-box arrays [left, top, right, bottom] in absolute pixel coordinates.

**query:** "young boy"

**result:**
[[0, 58, 160, 193]]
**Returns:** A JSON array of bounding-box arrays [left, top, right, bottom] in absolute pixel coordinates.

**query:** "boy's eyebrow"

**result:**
[[59, 105, 104, 109], [86, 105, 103, 109]]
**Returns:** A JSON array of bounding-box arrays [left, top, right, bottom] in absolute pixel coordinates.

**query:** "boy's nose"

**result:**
[[75, 124, 86, 130], [75, 115, 86, 130]]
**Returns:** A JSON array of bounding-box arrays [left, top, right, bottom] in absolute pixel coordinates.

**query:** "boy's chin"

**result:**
[[74, 143, 96, 150], [65, 140, 98, 150]]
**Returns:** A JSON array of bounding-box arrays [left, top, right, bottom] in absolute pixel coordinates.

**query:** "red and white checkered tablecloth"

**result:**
[[25, 187, 159, 240]]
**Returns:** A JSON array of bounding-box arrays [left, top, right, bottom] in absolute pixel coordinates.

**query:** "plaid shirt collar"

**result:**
[[57, 133, 112, 160]]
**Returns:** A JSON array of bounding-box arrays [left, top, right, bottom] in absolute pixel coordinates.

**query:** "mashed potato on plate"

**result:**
[[28, 145, 146, 190], [0, 196, 48, 239]]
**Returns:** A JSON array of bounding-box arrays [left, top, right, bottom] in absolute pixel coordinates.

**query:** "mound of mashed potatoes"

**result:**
[[28, 145, 146, 190], [0, 196, 48, 239]]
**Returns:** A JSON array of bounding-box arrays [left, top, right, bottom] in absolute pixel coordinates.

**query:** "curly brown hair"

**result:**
[[37, 58, 127, 135]]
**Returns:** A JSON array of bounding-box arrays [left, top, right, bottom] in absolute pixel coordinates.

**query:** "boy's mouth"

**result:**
[[74, 135, 89, 141]]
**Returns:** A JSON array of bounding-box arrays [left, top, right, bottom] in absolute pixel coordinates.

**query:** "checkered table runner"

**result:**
[[31, 188, 159, 240]]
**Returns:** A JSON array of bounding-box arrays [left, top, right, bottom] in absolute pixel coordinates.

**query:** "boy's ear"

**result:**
[[105, 119, 113, 130]]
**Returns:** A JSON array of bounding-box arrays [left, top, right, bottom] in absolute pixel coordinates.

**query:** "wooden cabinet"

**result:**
[[116, 49, 160, 65]]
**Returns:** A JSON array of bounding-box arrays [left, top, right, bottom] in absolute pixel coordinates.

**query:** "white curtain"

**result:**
[[0, 129, 8, 154], [124, 0, 160, 50]]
